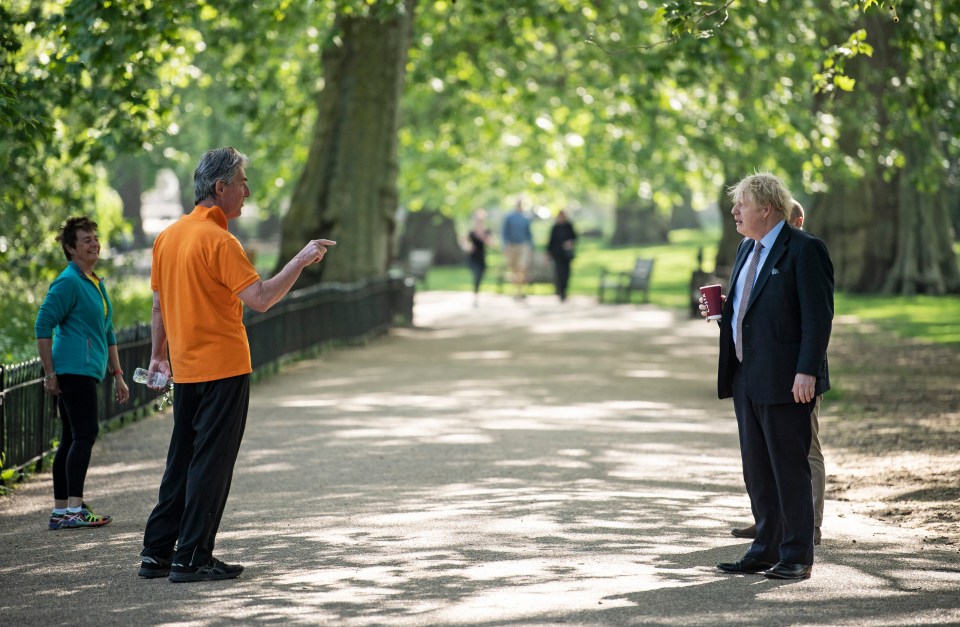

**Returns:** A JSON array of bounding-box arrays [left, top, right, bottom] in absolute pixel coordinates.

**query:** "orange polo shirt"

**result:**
[[151, 205, 261, 383]]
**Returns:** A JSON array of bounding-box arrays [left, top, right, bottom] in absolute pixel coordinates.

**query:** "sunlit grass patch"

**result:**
[[836, 294, 960, 345]]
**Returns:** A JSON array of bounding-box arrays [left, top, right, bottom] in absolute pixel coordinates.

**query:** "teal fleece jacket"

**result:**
[[35, 261, 117, 381]]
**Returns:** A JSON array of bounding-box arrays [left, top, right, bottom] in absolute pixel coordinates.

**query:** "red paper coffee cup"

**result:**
[[700, 284, 723, 320]]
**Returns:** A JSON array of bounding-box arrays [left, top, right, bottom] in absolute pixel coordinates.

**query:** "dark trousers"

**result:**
[[52, 374, 100, 500], [467, 259, 485, 294], [733, 367, 815, 565], [552, 257, 571, 301], [142, 374, 250, 566]]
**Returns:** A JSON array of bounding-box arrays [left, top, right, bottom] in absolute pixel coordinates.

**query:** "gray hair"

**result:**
[[727, 172, 792, 223], [193, 147, 250, 205]]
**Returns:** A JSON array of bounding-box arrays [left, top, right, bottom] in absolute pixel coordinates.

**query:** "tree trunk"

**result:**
[[178, 171, 194, 214], [111, 156, 147, 248], [815, 11, 960, 294], [669, 190, 699, 230], [398, 209, 462, 266], [714, 173, 741, 278], [809, 166, 894, 293], [610, 200, 668, 246], [277, 2, 415, 282], [883, 160, 960, 295]]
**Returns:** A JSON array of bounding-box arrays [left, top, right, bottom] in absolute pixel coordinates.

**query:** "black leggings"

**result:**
[[52, 374, 101, 500], [467, 259, 485, 294]]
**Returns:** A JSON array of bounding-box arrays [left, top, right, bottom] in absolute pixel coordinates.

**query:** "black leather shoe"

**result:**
[[730, 523, 757, 539], [763, 561, 812, 580], [717, 556, 774, 574]]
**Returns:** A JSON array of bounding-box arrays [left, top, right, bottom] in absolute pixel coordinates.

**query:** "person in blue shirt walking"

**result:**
[[36, 216, 129, 530], [501, 199, 533, 299]]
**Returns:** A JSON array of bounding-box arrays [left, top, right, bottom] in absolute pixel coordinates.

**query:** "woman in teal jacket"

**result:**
[[35, 216, 129, 530]]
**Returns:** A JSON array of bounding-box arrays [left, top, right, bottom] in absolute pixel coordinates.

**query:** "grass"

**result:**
[[424, 228, 721, 310], [423, 228, 960, 347], [835, 293, 960, 345], [6, 229, 955, 360]]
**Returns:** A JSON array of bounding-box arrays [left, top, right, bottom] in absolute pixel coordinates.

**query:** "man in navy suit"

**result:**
[[712, 173, 834, 580]]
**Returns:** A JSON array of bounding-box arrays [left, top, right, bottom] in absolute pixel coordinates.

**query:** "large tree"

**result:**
[[277, 2, 416, 282], [0, 0, 192, 359], [4, 0, 958, 304], [810, 4, 960, 294]]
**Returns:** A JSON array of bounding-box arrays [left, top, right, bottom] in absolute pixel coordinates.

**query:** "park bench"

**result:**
[[496, 252, 555, 292], [597, 257, 655, 304]]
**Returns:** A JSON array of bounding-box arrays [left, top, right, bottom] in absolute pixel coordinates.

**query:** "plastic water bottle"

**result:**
[[133, 367, 170, 389]]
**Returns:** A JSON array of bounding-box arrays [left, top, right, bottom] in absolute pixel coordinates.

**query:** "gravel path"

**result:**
[[1, 291, 958, 625]]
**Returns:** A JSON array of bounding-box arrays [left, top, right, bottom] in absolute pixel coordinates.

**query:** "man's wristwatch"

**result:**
[[44, 373, 56, 381]]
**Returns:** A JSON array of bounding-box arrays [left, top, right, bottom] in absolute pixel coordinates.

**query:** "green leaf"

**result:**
[[834, 74, 856, 91]]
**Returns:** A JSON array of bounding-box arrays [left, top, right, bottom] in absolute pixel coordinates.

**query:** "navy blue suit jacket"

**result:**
[[718, 224, 834, 404]]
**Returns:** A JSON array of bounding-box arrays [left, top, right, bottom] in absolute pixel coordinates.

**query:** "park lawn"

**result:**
[[835, 293, 960, 345], [4, 229, 956, 363], [424, 228, 960, 347], [425, 228, 721, 311]]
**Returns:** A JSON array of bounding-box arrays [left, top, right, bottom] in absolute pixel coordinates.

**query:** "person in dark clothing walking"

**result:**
[[463, 208, 493, 307], [546, 210, 577, 302]]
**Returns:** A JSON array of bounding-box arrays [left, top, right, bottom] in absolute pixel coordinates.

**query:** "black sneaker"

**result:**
[[168, 557, 244, 583], [138, 555, 172, 578]]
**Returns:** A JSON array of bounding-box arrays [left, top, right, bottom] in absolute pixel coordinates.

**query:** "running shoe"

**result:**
[[48, 511, 65, 530], [169, 557, 244, 583], [138, 556, 172, 578], [60, 508, 112, 528]]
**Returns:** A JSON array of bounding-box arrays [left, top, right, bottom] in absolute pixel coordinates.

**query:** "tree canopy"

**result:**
[[2, 0, 957, 355]]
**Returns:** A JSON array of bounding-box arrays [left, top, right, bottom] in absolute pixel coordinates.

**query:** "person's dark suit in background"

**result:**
[[715, 173, 834, 580]]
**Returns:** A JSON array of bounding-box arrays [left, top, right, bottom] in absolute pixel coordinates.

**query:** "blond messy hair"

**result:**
[[727, 172, 792, 223]]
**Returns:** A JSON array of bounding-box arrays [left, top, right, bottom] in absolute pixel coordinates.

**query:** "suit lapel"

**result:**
[[722, 239, 752, 320], [746, 226, 791, 310]]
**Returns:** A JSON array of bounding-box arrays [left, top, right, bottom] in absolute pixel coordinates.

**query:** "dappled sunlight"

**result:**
[[448, 350, 513, 361], [895, 567, 960, 591], [447, 385, 511, 399], [275, 398, 341, 408], [531, 309, 674, 334], [321, 417, 482, 443], [496, 457, 592, 470], [3, 293, 959, 625], [622, 368, 671, 378], [754, 564, 902, 600]]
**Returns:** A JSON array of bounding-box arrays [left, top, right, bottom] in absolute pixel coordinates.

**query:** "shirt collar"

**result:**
[[758, 219, 785, 251], [188, 204, 229, 230]]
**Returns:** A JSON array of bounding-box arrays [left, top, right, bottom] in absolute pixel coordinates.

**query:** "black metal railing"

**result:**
[[0, 276, 414, 478]]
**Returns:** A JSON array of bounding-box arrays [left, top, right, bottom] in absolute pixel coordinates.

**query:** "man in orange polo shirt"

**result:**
[[138, 147, 336, 583]]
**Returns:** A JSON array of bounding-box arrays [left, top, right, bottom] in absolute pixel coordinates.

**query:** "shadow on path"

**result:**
[[1, 292, 958, 625]]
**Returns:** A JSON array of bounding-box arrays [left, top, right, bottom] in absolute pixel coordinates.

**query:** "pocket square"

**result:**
[[771, 268, 780, 275]]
